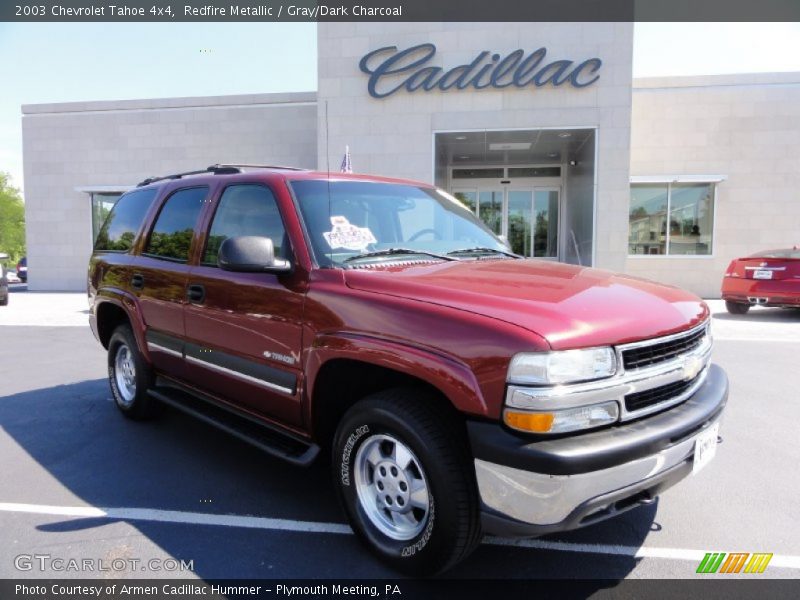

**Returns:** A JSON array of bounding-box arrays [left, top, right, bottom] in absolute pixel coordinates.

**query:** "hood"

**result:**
[[343, 259, 708, 350]]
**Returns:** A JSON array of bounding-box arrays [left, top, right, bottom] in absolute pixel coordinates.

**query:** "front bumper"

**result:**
[[469, 363, 728, 537]]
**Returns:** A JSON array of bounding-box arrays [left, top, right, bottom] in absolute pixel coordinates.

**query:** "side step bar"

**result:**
[[148, 383, 319, 467]]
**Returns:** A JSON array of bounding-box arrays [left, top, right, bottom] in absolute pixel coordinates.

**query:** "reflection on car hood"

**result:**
[[343, 258, 708, 349]]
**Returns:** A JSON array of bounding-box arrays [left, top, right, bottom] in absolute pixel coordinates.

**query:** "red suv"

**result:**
[[89, 165, 728, 574]]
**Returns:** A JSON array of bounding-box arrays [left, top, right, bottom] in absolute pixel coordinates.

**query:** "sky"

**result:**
[[2, 22, 800, 194]]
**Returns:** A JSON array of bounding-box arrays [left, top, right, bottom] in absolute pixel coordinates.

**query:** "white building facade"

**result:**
[[21, 23, 800, 297]]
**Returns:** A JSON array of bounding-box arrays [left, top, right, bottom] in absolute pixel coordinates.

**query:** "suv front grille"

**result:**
[[624, 374, 699, 413], [621, 326, 706, 370]]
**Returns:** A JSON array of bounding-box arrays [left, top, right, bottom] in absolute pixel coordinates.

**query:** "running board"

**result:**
[[148, 384, 319, 467]]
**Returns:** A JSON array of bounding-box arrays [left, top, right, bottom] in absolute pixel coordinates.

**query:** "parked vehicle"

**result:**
[[0, 253, 8, 306], [5, 270, 21, 284], [16, 256, 27, 283], [721, 247, 800, 314], [88, 165, 728, 574]]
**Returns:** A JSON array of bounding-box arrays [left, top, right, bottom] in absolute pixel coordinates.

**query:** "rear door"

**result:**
[[133, 186, 210, 378], [183, 183, 306, 427]]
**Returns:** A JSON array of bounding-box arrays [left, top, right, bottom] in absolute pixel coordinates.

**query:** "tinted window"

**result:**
[[203, 184, 287, 265], [94, 188, 157, 252], [144, 187, 208, 261]]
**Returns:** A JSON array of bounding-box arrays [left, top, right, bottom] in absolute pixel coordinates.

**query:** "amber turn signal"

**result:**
[[504, 410, 555, 433]]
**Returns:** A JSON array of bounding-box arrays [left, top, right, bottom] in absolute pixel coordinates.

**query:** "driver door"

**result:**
[[183, 183, 305, 426]]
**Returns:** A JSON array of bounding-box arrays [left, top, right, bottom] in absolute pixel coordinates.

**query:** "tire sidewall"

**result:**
[[334, 406, 461, 572], [107, 326, 149, 415]]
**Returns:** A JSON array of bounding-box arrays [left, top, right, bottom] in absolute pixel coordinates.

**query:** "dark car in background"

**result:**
[[16, 256, 27, 283], [721, 247, 800, 314]]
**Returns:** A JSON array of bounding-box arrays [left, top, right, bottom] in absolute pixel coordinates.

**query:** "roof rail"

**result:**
[[210, 163, 308, 172], [136, 163, 308, 187], [137, 165, 241, 187]]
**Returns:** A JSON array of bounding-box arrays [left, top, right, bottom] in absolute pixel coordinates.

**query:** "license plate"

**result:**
[[693, 423, 719, 475], [753, 270, 773, 279]]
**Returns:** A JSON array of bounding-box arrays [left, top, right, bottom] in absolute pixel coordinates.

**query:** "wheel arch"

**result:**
[[94, 292, 149, 360], [305, 333, 487, 449]]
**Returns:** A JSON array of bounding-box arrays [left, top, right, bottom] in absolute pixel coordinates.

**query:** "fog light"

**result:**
[[504, 401, 619, 434]]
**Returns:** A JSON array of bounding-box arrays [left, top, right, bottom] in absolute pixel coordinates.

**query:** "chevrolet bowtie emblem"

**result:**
[[683, 355, 703, 381]]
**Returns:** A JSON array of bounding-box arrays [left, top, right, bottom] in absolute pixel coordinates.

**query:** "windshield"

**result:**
[[291, 180, 509, 267]]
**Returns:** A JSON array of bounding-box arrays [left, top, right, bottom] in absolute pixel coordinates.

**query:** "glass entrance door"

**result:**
[[478, 190, 504, 235], [533, 189, 559, 258], [455, 186, 560, 259], [452, 189, 504, 236]]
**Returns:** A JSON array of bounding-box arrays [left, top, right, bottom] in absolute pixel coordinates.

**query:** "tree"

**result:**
[[0, 172, 26, 264]]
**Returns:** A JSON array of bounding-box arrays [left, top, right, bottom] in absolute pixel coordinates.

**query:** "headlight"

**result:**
[[504, 402, 619, 434], [507, 347, 617, 385]]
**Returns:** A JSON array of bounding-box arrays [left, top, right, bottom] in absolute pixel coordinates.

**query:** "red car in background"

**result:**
[[721, 247, 800, 314]]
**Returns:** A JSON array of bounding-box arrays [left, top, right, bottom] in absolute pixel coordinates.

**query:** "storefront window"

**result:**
[[668, 184, 714, 255], [628, 183, 714, 256], [91, 193, 123, 243]]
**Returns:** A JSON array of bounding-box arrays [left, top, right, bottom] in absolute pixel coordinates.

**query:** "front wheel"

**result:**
[[332, 389, 482, 575], [107, 324, 159, 419], [725, 300, 750, 315]]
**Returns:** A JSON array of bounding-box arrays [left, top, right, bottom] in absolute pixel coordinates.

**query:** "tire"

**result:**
[[107, 324, 159, 419], [725, 300, 750, 315], [332, 388, 482, 575], [0, 296, 7, 306]]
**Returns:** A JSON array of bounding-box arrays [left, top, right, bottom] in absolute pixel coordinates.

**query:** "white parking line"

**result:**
[[2, 502, 800, 570], [0, 502, 351, 534]]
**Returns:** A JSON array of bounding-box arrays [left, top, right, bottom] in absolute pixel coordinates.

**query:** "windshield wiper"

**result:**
[[446, 247, 521, 259], [343, 248, 457, 264]]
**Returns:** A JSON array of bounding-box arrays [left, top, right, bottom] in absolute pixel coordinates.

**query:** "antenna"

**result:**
[[325, 100, 332, 266]]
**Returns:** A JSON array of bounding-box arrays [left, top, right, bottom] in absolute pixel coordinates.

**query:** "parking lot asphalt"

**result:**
[[1, 293, 799, 580]]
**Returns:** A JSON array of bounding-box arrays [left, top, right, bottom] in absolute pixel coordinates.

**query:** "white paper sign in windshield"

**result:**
[[322, 216, 377, 251]]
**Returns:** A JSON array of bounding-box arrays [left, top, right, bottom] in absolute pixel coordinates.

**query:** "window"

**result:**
[[94, 188, 157, 252], [628, 183, 715, 256], [452, 168, 504, 179], [144, 187, 208, 261], [507, 167, 561, 178], [91, 193, 123, 244], [203, 184, 287, 266]]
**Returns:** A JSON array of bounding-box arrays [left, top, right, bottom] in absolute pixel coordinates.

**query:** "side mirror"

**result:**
[[217, 236, 292, 274]]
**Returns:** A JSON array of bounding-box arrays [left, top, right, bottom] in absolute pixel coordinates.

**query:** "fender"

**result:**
[[94, 287, 153, 363], [303, 331, 489, 426]]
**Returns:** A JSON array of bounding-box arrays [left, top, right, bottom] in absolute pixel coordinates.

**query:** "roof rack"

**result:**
[[136, 163, 308, 187], [212, 163, 308, 172]]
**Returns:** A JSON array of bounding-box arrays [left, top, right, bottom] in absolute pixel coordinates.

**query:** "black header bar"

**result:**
[[3, 0, 800, 22], [3, 579, 800, 600]]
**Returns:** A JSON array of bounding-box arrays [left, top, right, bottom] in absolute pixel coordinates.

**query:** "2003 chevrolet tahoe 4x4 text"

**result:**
[[88, 164, 728, 574]]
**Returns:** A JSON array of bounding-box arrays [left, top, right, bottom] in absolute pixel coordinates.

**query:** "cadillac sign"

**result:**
[[359, 44, 603, 99]]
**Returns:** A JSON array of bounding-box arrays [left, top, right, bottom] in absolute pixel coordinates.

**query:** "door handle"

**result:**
[[131, 273, 144, 290], [187, 284, 206, 304]]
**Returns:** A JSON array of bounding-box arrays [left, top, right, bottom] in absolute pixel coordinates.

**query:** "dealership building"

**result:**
[[21, 22, 800, 297]]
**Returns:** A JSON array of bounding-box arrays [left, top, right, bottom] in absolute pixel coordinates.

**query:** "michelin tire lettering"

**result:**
[[341, 425, 370, 486], [401, 499, 435, 557]]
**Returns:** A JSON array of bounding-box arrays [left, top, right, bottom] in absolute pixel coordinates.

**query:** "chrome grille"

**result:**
[[622, 326, 707, 370], [624, 374, 700, 413]]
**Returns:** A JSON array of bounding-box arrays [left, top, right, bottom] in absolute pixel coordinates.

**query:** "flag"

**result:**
[[339, 145, 352, 173]]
